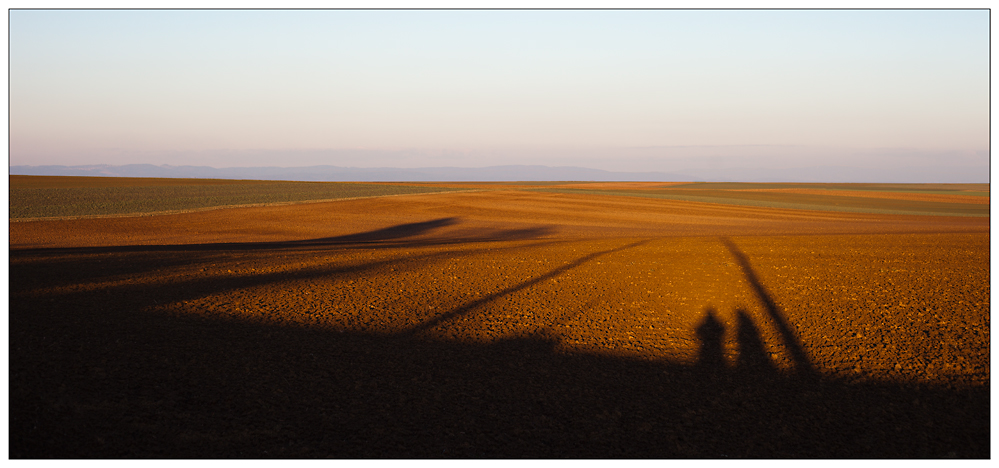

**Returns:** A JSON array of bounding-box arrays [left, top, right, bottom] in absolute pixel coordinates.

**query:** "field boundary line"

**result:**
[[9, 188, 487, 222]]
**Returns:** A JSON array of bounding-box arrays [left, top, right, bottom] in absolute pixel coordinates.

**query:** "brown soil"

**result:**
[[9, 189, 990, 458], [557, 182, 692, 190]]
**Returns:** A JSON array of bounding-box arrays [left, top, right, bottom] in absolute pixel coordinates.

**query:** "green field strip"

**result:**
[[867, 190, 990, 197], [667, 182, 990, 196], [637, 188, 990, 212], [9, 182, 466, 219], [530, 188, 989, 217]]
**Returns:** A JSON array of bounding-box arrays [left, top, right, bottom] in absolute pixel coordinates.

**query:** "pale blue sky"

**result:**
[[8, 9, 990, 177]]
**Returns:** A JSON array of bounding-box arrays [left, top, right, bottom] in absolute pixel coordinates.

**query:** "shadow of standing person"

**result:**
[[721, 237, 815, 377], [696, 308, 727, 372], [735, 309, 776, 374]]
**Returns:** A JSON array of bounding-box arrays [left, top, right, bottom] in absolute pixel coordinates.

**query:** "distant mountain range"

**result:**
[[9, 164, 692, 182], [8, 163, 989, 183]]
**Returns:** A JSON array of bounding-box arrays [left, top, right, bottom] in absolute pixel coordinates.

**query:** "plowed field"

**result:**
[[9, 180, 990, 458]]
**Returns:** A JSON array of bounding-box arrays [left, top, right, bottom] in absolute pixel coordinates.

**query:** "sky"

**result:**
[[7, 9, 991, 179]]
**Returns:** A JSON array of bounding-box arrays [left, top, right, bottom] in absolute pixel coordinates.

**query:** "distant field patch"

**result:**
[[666, 182, 990, 194], [728, 188, 989, 204], [534, 183, 989, 217], [9, 176, 466, 220]]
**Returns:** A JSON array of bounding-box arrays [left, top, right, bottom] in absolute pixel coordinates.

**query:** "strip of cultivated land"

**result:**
[[9, 175, 468, 220], [8, 180, 990, 457], [10, 176, 988, 220], [533, 182, 989, 217]]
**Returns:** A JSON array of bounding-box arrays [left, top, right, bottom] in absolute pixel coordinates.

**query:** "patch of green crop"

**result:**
[[10, 182, 465, 219], [667, 182, 990, 196], [531, 188, 989, 217]]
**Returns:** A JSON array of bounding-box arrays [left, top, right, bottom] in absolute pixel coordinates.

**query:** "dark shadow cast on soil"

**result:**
[[398, 240, 651, 338], [12, 217, 550, 257], [720, 237, 814, 376], [8, 224, 990, 458], [8, 217, 555, 292]]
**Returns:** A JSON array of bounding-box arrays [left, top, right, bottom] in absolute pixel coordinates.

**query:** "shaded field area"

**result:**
[[9, 189, 990, 458], [9, 175, 465, 219]]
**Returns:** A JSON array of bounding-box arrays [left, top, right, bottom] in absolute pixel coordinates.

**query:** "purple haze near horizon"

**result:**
[[8, 9, 990, 181]]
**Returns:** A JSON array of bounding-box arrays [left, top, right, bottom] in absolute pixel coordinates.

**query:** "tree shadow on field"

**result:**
[[8, 217, 554, 292], [8, 225, 990, 458], [14, 217, 553, 257]]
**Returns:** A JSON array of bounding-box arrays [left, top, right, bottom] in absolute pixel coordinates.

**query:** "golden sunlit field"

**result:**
[[9, 177, 990, 458]]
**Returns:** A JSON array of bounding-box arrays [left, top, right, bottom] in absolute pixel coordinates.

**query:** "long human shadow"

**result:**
[[399, 240, 651, 337], [720, 237, 814, 375], [8, 235, 990, 458], [9, 239, 573, 332]]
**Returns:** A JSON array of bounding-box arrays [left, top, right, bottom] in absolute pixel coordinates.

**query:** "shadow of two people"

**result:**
[[696, 308, 777, 374], [8, 226, 990, 458]]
